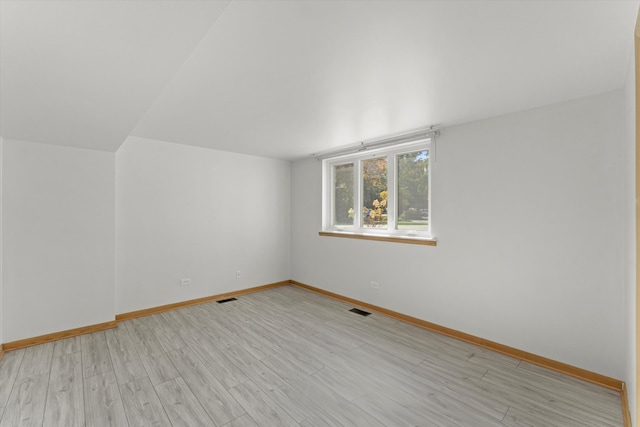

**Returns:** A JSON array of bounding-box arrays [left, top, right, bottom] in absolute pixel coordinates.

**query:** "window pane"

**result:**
[[333, 163, 354, 226], [362, 157, 388, 228], [397, 150, 429, 230]]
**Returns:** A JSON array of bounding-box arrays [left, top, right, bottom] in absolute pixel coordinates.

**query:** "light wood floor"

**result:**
[[0, 285, 623, 426]]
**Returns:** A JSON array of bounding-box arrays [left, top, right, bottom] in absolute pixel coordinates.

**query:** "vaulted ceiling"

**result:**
[[1, 0, 638, 160]]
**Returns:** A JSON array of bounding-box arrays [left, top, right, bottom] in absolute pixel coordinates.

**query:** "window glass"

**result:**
[[397, 150, 429, 230], [333, 163, 354, 226], [361, 157, 388, 228]]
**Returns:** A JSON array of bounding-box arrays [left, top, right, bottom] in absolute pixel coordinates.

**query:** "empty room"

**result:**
[[0, 0, 639, 426]]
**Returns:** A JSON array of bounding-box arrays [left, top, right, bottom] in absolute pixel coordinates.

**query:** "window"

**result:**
[[323, 139, 432, 240]]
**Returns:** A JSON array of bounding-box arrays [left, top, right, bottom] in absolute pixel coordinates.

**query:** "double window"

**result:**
[[323, 139, 432, 239]]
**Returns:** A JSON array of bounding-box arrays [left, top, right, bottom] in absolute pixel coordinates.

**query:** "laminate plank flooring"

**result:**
[[16, 343, 53, 380], [155, 378, 213, 427], [83, 371, 128, 427], [228, 380, 299, 427], [43, 352, 84, 427], [52, 336, 81, 357], [105, 327, 148, 386], [81, 332, 113, 379], [0, 285, 625, 426], [225, 414, 259, 427], [0, 373, 48, 427], [167, 347, 245, 425], [127, 327, 179, 386], [119, 377, 171, 427], [0, 350, 24, 408]]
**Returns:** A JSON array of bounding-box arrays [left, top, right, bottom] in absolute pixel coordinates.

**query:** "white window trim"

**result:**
[[322, 139, 434, 241]]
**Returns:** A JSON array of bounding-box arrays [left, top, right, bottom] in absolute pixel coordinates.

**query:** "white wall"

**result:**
[[292, 90, 628, 379], [624, 46, 637, 423], [2, 139, 115, 342], [115, 137, 291, 314], [0, 137, 3, 347]]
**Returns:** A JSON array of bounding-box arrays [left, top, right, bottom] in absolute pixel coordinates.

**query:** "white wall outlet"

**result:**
[[236, 270, 241, 279], [370, 281, 380, 290], [180, 278, 191, 286]]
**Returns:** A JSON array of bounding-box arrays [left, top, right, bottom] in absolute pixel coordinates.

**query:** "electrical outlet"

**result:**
[[236, 270, 241, 279], [370, 281, 380, 290], [181, 278, 191, 286]]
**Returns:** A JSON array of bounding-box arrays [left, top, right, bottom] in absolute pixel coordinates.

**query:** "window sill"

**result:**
[[319, 231, 437, 246]]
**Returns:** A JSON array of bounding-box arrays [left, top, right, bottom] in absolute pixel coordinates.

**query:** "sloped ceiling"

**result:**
[[0, 0, 230, 152], [1, 0, 638, 159]]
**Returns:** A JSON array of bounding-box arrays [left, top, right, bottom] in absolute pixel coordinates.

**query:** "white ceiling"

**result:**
[[1, 0, 638, 160]]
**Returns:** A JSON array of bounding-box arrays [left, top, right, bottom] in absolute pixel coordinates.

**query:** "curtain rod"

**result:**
[[312, 126, 441, 160]]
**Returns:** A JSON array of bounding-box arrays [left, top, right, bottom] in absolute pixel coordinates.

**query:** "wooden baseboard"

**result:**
[[3, 320, 118, 352], [116, 280, 289, 321], [622, 382, 632, 427], [289, 280, 624, 392], [0, 281, 290, 355], [0, 279, 626, 404]]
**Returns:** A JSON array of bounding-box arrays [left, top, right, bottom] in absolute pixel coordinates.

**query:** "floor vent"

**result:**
[[217, 297, 238, 304], [349, 308, 371, 317]]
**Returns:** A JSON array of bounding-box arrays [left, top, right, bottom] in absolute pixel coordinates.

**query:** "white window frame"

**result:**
[[322, 139, 433, 239]]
